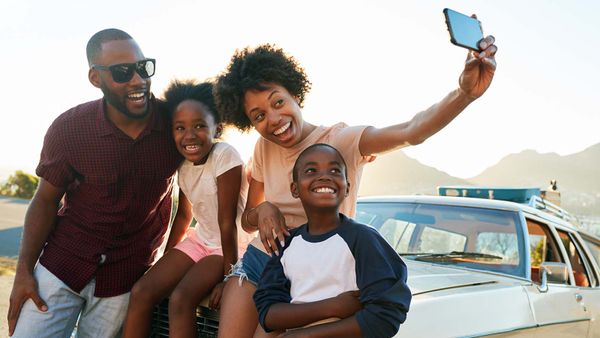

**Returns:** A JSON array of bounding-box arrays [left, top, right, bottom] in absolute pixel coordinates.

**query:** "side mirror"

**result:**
[[537, 262, 569, 293]]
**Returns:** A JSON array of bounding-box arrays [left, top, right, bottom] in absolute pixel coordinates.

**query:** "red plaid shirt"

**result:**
[[36, 98, 182, 297]]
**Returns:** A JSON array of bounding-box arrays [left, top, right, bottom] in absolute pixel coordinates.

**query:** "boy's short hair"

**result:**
[[162, 80, 221, 125], [86, 28, 133, 66], [214, 44, 312, 132], [292, 143, 348, 182]]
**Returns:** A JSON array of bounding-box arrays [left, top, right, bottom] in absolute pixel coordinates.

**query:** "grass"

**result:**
[[0, 256, 17, 276]]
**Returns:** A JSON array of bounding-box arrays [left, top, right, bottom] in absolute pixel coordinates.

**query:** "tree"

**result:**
[[0, 170, 39, 199]]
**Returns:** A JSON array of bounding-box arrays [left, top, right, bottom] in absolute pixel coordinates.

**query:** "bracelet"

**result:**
[[244, 208, 256, 228]]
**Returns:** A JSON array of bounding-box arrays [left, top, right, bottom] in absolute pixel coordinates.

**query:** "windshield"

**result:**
[[356, 201, 525, 278]]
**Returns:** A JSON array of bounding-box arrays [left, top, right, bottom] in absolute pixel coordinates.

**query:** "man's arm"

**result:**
[[7, 179, 65, 336], [358, 35, 497, 156]]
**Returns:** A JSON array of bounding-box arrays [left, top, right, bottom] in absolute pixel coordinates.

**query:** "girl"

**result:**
[[121, 80, 254, 338], [214, 37, 497, 338]]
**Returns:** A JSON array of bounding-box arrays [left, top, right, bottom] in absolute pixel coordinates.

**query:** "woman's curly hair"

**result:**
[[214, 44, 312, 132]]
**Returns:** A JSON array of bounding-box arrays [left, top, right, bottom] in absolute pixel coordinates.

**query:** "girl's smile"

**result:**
[[172, 99, 221, 165]]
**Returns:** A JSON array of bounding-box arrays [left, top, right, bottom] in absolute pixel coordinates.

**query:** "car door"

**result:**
[[559, 231, 600, 338], [522, 217, 590, 338]]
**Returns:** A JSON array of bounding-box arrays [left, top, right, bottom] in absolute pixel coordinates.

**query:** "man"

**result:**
[[7, 28, 182, 337]]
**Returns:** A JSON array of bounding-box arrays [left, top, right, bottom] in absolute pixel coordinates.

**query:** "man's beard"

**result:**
[[101, 86, 150, 120]]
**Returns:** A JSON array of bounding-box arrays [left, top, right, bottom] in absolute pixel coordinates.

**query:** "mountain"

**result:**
[[358, 150, 471, 196], [470, 143, 600, 216], [357, 142, 600, 217], [470, 143, 600, 192]]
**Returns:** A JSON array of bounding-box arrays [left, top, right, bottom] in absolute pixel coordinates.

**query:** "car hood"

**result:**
[[406, 260, 511, 295]]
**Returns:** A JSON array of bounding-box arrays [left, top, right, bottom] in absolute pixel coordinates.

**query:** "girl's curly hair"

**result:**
[[162, 79, 220, 125], [214, 44, 311, 132], [161, 80, 223, 139]]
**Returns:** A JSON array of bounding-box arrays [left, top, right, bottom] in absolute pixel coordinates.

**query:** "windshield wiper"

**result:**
[[402, 251, 503, 262]]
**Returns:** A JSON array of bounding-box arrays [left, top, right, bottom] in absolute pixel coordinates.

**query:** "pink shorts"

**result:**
[[173, 229, 223, 262]]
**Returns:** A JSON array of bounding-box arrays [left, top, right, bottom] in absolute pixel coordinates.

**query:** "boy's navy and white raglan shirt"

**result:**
[[254, 214, 411, 338]]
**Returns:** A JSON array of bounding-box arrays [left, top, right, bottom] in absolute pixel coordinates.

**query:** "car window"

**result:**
[[582, 237, 600, 267], [356, 202, 524, 277], [526, 219, 565, 284], [557, 230, 595, 287], [476, 232, 519, 262], [418, 226, 466, 253], [378, 219, 415, 253]]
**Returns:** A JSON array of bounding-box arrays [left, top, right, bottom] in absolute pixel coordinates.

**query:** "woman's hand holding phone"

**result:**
[[459, 33, 497, 100], [443, 9, 498, 99]]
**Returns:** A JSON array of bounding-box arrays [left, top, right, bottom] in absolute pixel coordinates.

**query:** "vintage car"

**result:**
[[151, 188, 600, 337], [356, 190, 600, 338]]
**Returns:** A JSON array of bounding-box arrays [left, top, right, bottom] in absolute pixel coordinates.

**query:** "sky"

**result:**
[[1, 0, 599, 180]]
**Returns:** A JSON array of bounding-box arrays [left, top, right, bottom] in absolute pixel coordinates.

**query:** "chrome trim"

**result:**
[[462, 318, 591, 337], [461, 324, 537, 337], [412, 281, 497, 296], [537, 318, 591, 327], [537, 266, 548, 293]]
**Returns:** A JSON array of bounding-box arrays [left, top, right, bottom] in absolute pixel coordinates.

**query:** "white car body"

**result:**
[[356, 195, 600, 338]]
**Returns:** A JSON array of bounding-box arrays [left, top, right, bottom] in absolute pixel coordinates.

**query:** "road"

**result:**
[[0, 196, 26, 336], [0, 196, 27, 257]]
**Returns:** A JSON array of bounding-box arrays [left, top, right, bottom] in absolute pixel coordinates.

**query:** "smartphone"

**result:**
[[443, 8, 483, 52]]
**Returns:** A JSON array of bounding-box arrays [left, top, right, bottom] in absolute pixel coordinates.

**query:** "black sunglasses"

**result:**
[[92, 58, 156, 83]]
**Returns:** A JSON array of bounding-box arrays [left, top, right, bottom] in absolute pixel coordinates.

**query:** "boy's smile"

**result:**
[[312, 186, 336, 194]]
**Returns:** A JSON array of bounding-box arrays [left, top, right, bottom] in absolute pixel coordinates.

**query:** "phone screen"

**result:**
[[443, 8, 483, 51]]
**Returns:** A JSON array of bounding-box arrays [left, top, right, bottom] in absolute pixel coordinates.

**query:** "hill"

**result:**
[[358, 150, 471, 196], [357, 143, 600, 217], [470, 143, 600, 191], [470, 143, 600, 215]]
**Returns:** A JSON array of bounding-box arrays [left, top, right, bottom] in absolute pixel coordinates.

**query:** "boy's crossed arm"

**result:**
[[262, 292, 363, 337], [254, 226, 412, 338], [254, 255, 363, 337]]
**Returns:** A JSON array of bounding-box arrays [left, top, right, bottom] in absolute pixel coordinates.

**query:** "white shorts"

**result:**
[[11, 263, 130, 338]]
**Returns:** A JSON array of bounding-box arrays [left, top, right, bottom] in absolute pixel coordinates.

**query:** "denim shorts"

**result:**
[[227, 245, 271, 286]]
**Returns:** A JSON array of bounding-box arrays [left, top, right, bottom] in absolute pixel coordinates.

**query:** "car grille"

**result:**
[[150, 299, 220, 337]]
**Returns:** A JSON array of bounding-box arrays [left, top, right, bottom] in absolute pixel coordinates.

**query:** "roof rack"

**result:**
[[437, 186, 540, 203], [438, 186, 581, 227], [528, 195, 581, 227]]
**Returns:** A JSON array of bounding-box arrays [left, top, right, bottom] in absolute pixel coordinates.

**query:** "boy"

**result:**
[[253, 144, 411, 338]]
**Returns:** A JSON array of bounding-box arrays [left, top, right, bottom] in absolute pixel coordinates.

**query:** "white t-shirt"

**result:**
[[178, 142, 254, 250]]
